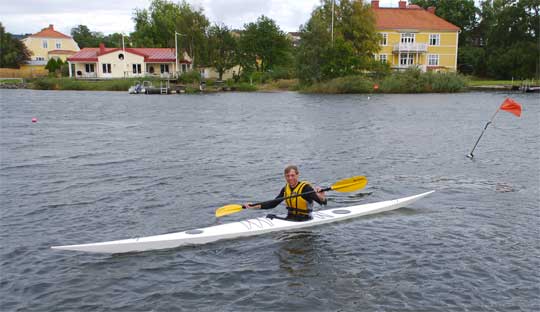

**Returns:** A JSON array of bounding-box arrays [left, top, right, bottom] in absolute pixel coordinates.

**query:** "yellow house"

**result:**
[[372, 0, 459, 72], [67, 43, 192, 79], [21, 24, 80, 68]]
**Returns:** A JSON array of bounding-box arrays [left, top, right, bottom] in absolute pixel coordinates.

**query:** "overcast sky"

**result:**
[[2, 0, 397, 35]]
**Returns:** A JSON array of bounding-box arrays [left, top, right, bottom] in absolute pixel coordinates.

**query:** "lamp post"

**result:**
[[121, 33, 129, 77]]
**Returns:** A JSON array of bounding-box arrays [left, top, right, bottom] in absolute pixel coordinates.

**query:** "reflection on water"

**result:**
[[275, 231, 322, 278]]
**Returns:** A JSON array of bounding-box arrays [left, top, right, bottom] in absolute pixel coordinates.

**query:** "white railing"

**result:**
[[392, 65, 427, 72], [393, 43, 428, 53]]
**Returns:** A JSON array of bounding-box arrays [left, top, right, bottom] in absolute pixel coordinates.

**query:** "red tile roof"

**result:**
[[374, 8, 459, 31], [30, 24, 72, 39], [67, 47, 183, 63]]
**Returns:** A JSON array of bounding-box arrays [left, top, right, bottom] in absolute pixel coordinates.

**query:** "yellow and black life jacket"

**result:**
[[284, 181, 313, 216]]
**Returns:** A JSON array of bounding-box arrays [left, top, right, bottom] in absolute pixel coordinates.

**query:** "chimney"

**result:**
[[99, 43, 105, 54], [427, 6, 436, 14], [399, 1, 407, 9], [371, 0, 379, 9], [49, 24, 54, 30]]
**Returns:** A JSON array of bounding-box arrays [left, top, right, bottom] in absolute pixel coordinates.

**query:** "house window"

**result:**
[[400, 33, 415, 44], [102, 63, 112, 74], [379, 33, 388, 46], [428, 54, 439, 66], [118, 53, 124, 60], [379, 54, 388, 64], [181, 63, 187, 72], [160, 64, 169, 73], [132, 64, 142, 74], [85, 64, 95, 73], [399, 53, 414, 66], [35, 57, 45, 61], [429, 34, 440, 46], [55, 40, 62, 49], [42, 40, 48, 49]]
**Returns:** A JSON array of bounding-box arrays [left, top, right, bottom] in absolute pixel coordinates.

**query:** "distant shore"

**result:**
[[1, 76, 537, 94]]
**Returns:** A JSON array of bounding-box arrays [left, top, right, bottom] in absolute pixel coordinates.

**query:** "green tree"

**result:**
[[103, 33, 128, 48], [71, 25, 103, 48], [131, 0, 209, 66], [45, 58, 59, 72], [296, 0, 380, 83], [238, 15, 291, 72], [409, 0, 478, 45], [486, 0, 539, 79], [0, 22, 32, 68], [207, 24, 237, 80]]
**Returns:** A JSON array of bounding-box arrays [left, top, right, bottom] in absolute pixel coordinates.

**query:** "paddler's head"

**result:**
[[284, 165, 299, 188]]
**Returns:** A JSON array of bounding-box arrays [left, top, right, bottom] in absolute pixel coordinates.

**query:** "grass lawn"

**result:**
[[468, 79, 539, 86], [0, 78, 24, 84]]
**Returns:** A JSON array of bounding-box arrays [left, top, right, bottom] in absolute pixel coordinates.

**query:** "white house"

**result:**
[[67, 43, 192, 78]]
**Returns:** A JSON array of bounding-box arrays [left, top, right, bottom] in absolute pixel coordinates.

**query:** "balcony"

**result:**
[[393, 43, 428, 53]]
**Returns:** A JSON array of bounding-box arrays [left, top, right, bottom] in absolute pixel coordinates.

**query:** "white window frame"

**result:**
[[399, 53, 414, 66], [379, 54, 388, 64], [160, 64, 169, 74], [55, 40, 62, 49], [85, 64, 95, 73], [400, 33, 415, 44], [42, 40, 48, 49], [132, 64, 142, 74], [429, 34, 440, 46], [428, 54, 439, 66], [379, 33, 388, 46], [102, 63, 112, 74]]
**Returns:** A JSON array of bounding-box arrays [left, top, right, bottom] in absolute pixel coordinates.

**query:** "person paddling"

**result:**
[[244, 165, 327, 221]]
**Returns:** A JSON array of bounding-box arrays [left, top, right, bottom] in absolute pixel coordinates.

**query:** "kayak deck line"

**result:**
[[51, 191, 435, 254]]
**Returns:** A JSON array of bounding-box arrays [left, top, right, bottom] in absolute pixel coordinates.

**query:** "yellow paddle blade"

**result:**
[[215, 204, 244, 218], [330, 176, 368, 192]]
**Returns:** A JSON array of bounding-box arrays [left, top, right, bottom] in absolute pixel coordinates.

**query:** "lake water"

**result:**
[[1, 89, 539, 311]]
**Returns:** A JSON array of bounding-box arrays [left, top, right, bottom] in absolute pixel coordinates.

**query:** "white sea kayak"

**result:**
[[51, 191, 434, 254]]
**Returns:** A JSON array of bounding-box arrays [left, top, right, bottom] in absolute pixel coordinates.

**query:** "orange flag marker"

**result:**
[[467, 98, 522, 159], [499, 98, 522, 117]]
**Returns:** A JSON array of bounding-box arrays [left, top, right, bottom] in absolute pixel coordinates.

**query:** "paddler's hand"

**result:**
[[315, 187, 326, 201], [243, 203, 260, 209]]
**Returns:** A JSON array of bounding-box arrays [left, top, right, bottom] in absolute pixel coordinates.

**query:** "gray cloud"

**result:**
[[2, 0, 398, 35]]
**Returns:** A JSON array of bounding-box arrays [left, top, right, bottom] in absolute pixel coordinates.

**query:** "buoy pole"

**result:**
[[467, 108, 500, 159]]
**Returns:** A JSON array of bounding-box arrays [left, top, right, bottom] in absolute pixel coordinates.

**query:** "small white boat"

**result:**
[[128, 81, 152, 94], [51, 191, 434, 254]]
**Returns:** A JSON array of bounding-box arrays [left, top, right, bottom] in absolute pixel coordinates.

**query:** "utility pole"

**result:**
[[331, 0, 335, 46], [175, 31, 179, 78]]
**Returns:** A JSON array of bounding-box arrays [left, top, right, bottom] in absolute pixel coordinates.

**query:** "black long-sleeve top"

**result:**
[[259, 184, 327, 210]]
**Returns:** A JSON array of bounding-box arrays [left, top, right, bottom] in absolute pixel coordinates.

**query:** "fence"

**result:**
[[0, 67, 48, 78]]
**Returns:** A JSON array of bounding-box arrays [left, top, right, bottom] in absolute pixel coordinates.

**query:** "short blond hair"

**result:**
[[284, 165, 299, 175]]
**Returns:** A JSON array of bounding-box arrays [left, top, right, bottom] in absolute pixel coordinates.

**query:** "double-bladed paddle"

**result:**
[[215, 176, 368, 217]]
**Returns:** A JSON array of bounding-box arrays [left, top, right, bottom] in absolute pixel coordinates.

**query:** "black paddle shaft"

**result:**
[[245, 187, 331, 208]]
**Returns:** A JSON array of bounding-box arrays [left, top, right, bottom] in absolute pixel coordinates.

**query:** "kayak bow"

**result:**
[[51, 191, 434, 254]]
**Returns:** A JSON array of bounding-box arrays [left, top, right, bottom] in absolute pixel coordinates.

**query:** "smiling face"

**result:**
[[284, 167, 299, 188]]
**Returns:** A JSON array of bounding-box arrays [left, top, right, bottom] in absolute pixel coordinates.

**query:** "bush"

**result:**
[[379, 68, 466, 93], [231, 82, 257, 92], [299, 69, 466, 94], [30, 78, 144, 91], [426, 72, 467, 92], [302, 75, 375, 94], [178, 71, 201, 83]]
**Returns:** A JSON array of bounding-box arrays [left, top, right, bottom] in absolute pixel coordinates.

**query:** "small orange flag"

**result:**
[[499, 98, 522, 117]]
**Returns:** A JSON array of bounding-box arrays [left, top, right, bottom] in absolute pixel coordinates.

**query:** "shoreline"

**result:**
[[2, 77, 537, 94]]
